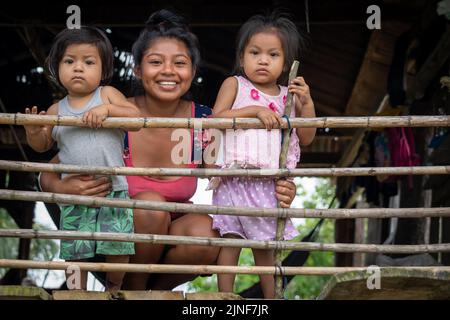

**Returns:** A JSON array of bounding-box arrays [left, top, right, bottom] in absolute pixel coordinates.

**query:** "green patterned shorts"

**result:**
[[59, 190, 135, 260]]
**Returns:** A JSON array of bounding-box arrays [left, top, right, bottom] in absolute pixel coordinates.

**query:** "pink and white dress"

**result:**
[[211, 76, 300, 240]]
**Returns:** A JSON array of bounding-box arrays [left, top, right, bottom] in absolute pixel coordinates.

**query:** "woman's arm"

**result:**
[[40, 155, 112, 196]]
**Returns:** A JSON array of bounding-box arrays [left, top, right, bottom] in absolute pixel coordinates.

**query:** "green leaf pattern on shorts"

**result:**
[[60, 191, 135, 260]]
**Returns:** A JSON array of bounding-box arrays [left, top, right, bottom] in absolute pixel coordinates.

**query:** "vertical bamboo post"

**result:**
[[274, 60, 299, 298]]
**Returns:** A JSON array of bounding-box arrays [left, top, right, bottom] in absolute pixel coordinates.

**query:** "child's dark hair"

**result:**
[[46, 26, 114, 89], [131, 9, 200, 97], [233, 11, 304, 85]]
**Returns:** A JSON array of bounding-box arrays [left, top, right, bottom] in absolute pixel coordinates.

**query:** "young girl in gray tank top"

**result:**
[[22, 26, 140, 293]]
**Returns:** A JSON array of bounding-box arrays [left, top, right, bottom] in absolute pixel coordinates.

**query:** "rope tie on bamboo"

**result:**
[[408, 115, 412, 128], [232, 117, 236, 130], [281, 115, 292, 145], [143, 117, 148, 128], [187, 117, 191, 129], [56, 115, 61, 126], [278, 207, 288, 219], [282, 115, 292, 131], [367, 116, 370, 128], [13, 113, 17, 125], [274, 263, 287, 292]]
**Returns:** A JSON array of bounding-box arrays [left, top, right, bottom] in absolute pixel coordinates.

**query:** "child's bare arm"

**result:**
[[288, 76, 316, 146], [103, 86, 140, 117], [23, 104, 57, 152], [213, 77, 263, 117], [212, 77, 282, 129], [211, 77, 238, 116], [82, 86, 140, 129]]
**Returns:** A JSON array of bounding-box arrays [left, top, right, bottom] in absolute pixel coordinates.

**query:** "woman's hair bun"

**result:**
[[145, 9, 187, 30]]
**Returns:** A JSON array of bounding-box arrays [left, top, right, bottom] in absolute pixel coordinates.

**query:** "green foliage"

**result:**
[[27, 223, 60, 286], [189, 274, 217, 292], [284, 178, 337, 299], [284, 218, 335, 299], [0, 209, 19, 278], [233, 248, 259, 293], [187, 248, 259, 293], [299, 177, 337, 209], [187, 178, 338, 299], [0, 208, 60, 284]]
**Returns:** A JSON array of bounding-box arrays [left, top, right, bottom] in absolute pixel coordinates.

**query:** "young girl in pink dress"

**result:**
[[211, 12, 317, 298]]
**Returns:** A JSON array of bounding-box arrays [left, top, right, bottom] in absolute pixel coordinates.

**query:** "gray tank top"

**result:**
[[52, 86, 128, 191]]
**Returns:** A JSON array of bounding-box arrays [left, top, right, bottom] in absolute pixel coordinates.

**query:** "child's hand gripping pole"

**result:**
[[274, 60, 299, 299]]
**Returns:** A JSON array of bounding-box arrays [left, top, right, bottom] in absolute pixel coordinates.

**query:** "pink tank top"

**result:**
[[124, 103, 198, 202], [218, 76, 300, 169]]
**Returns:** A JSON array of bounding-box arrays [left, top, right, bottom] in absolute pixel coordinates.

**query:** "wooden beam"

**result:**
[[344, 22, 410, 116], [407, 26, 450, 100]]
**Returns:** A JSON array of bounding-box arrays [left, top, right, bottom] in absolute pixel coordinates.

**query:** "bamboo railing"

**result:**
[[1, 160, 449, 177], [1, 189, 450, 219], [0, 113, 449, 129], [0, 229, 449, 254], [1, 112, 450, 299], [1, 259, 449, 276]]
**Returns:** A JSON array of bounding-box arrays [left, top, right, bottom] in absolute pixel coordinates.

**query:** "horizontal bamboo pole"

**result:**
[[1, 189, 450, 219], [1, 259, 449, 276], [1, 113, 449, 129], [1, 229, 449, 253], [1, 160, 449, 177]]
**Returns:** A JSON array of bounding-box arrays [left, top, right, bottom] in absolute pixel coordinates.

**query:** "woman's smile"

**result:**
[[157, 80, 179, 90], [136, 38, 194, 100]]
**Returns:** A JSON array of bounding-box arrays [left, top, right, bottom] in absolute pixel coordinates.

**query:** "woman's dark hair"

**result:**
[[131, 9, 200, 97], [46, 26, 114, 89], [233, 11, 304, 85]]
